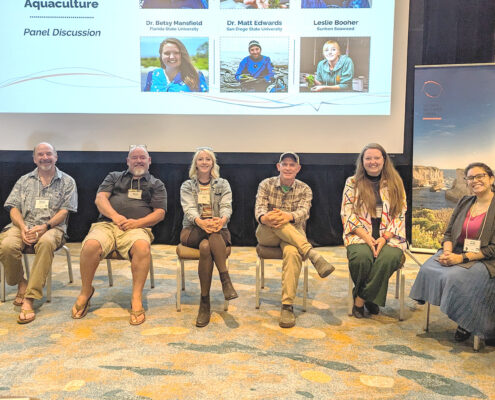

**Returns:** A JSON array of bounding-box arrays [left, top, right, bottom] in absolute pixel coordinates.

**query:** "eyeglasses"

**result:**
[[464, 173, 488, 182], [129, 145, 148, 151]]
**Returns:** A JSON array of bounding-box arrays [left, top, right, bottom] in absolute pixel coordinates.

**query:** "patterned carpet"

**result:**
[[0, 244, 494, 400]]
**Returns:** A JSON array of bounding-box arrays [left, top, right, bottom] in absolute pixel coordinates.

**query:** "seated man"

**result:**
[[0, 142, 77, 324], [235, 40, 274, 92], [71, 145, 167, 325], [255, 152, 335, 328]]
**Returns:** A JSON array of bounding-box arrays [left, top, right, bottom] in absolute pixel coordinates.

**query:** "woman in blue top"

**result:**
[[144, 38, 208, 92], [312, 40, 354, 91], [180, 148, 237, 327]]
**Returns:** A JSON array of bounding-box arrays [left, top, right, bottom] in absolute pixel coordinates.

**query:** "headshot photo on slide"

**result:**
[[301, 0, 370, 8], [220, 0, 289, 9], [140, 0, 208, 9], [220, 37, 289, 93], [140, 37, 209, 93], [299, 37, 370, 93]]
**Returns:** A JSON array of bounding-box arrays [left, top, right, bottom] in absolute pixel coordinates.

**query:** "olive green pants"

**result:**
[[347, 243, 403, 307]]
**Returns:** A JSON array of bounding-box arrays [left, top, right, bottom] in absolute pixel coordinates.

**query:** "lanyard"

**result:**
[[465, 201, 487, 240], [130, 178, 141, 191], [36, 174, 52, 197]]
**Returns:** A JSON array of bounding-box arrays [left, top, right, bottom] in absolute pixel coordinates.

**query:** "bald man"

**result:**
[[71, 145, 167, 325], [0, 142, 78, 324]]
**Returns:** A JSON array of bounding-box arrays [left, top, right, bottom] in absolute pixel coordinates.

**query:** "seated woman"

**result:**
[[341, 143, 407, 318], [311, 40, 354, 91], [144, 38, 208, 92], [180, 148, 238, 327], [410, 162, 495, 344]]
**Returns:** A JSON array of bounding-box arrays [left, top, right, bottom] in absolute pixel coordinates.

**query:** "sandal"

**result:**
[[129, 308, 146, 326], [13, 291, 25, 307], [17, 308, 36, 324], [71, 287, 95, 319]]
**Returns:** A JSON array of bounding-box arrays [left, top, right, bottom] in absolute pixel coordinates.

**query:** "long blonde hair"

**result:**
[[354, 143, 405, 218], [189, 148, 220, 179]]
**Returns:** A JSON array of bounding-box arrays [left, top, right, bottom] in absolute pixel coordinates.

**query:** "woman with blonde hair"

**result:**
[[180, 148, 237, 327], [341, 143, 407, 318], [312, 40, 354, 91]]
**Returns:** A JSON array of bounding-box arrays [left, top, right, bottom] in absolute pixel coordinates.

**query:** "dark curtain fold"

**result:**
[[423, 0, 495, 64]]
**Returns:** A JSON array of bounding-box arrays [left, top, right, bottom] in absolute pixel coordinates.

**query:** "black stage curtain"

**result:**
[[423, 0, 495, 64]]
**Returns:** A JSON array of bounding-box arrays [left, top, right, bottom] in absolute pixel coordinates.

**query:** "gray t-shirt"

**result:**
[[97, 170, 167, 222]]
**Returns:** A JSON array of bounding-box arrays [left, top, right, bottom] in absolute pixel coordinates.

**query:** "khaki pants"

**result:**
[[0, 226, 64, 299], [256, 223, 312, 305]]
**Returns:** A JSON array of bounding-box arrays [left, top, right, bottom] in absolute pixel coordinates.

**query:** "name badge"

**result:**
[[198, 192, 210, 204], [463, 239, 481, 253], [128, 189, 142, 200], [35, 198, 49, 209]]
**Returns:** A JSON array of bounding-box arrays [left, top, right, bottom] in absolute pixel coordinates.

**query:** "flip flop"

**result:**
[[129, 308, 146, 326], [71, 287, 95, 319], [17, 308, 35, 324], [13, 291, 25, 306]]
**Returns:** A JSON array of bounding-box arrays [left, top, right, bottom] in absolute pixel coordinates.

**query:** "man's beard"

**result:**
[[132, 167, 146, 177], [38, 163, 53, 171]]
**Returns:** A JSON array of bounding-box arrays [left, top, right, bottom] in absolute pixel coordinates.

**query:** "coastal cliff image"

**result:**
[[412, 166, 459, 249]]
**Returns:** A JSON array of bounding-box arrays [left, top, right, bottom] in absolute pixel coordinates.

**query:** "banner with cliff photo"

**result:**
[[412, 64, 495, 252]]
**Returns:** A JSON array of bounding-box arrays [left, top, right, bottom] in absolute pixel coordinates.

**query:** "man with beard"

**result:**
[[71, 145, 166, 325], [0, 142, 77, 324], [235, 40, 274, 92]]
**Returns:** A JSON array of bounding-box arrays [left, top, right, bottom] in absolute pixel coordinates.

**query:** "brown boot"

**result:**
[[196, 295, 210, 328], [219, 271, 238, 300]]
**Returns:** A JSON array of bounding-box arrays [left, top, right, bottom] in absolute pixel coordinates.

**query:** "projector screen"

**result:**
[[0, 0, 409, 153]]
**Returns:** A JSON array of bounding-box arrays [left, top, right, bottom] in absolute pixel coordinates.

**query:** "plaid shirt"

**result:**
[[255, 176, 312, 230], [4, 167, 78, 234]]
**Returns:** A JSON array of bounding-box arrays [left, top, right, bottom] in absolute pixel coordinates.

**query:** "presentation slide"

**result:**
[[0, 0, 394, 116], [0, 0, 409, 154]]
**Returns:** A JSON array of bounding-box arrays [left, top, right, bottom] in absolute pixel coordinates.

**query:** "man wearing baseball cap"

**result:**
[[255, 152, 335, 328], [235, 40, 274, 92]]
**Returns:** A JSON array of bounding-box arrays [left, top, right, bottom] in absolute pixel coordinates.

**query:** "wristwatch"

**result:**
[[462, 253, 469, 263], [45, 222, 52, 230]]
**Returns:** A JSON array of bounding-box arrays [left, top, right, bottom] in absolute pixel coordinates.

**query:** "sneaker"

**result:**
[[279, 304, 296, 328]]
